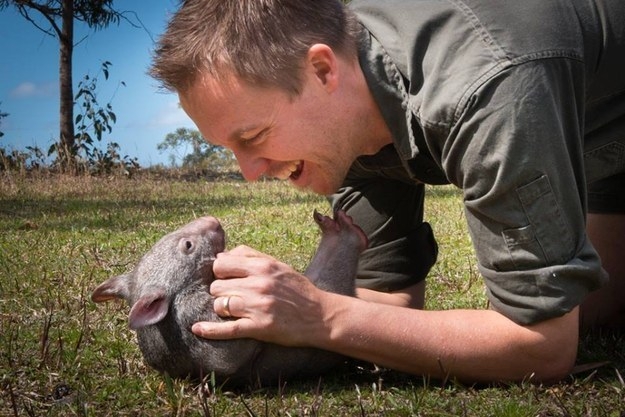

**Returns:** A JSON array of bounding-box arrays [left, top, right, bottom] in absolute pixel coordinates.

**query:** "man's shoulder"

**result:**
[[351, 0, 589, 129]]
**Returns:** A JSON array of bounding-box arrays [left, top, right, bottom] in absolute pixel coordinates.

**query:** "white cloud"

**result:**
[[160, 100, 191, 124], [10, 81, 57, 98], [141, 99, 195, 129]]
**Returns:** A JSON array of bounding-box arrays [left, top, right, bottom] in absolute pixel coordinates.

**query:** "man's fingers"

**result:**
[[192, 319, 252, 340], [213, 295, 243, 318], [213, 248, 275, 279], [224, 245, 265, 257]]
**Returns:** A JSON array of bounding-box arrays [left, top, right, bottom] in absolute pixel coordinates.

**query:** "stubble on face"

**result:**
[[178, 74, 359, 195]]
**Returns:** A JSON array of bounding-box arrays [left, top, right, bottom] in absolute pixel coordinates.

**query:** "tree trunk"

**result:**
[[59, 0, 75, 172]]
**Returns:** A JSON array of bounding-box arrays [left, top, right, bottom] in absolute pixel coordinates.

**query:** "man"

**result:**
[[150, 0, 625, 382]]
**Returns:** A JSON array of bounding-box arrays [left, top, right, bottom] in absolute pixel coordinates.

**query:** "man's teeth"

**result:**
[[275, 162, 301, 180]]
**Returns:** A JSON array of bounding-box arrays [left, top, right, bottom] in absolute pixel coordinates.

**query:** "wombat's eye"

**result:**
[[179, 238, 195, 254]]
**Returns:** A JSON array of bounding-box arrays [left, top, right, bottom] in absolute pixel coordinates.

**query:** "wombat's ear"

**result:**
[[128, 290, 169, 330], [91, 274, 131, 303]]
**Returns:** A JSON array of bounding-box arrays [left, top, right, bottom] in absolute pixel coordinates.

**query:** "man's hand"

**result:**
[[192, 245, 326, 347]]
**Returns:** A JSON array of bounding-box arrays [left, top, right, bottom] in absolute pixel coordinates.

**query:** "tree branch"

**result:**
[[14, 0, 63, 37]]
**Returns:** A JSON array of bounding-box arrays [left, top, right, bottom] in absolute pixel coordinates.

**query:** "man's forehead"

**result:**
[[179, 74, 239, 116], [191, 73, 241, 101], [179, 73, 282, 144]]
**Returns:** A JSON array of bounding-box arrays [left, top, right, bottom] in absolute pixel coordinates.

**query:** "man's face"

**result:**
[[179, 73, 359, 195]]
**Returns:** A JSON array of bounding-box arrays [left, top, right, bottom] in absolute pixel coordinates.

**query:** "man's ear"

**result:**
[[307, 43, 339, 93]]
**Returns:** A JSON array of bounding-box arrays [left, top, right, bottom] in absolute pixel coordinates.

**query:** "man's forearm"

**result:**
[[318, 294, 579, 383]]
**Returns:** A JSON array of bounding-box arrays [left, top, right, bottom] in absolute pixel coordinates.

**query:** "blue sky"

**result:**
[[0, 1, 197, 167]]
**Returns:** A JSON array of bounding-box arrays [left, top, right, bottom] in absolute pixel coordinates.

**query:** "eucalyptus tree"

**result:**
[[0, 0, 131, 171]]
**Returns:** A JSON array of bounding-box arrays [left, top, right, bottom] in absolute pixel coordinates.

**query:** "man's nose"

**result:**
[[235, 153, 269, 181]]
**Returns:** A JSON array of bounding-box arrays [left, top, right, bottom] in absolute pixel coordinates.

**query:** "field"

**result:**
[[1, 172, 624, 416]]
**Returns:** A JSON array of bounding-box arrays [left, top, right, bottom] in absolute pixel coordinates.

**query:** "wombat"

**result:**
[[91, 210, 367, 387]]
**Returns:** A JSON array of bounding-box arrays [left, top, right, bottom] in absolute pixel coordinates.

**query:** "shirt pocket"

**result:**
[[501, 175, 574, 270]]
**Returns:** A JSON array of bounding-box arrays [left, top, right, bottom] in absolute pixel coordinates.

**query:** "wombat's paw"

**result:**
[[313, 210, 340, 233], [334, 211, 368, 251], [312, 210, 368, 251]]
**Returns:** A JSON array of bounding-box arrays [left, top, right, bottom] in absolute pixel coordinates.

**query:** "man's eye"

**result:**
[[241, 130, 266, 145]]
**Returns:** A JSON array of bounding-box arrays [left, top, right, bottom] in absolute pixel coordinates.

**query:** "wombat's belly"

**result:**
[[137, 319, 261, 381], [137, 320, 345, 386]]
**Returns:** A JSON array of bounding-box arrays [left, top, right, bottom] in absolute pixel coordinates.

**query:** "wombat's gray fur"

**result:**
[[92, 210, 367, 387]]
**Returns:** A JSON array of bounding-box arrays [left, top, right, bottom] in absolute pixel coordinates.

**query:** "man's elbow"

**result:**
[[526, 308, 579, 382], [532, 346, 576, 382]]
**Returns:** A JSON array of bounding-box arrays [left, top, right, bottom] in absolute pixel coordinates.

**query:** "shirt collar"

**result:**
[[357, 28, 421, 161]]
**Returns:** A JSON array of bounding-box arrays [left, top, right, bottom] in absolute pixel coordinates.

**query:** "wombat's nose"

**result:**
[[197, 217, 226, 254], [196, 216, 225, 241], [195, 216, 223, 232], [178, 216, 225, 253]]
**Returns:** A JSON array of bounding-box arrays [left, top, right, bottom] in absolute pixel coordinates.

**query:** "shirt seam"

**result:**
[[412, 52, 585, 136]]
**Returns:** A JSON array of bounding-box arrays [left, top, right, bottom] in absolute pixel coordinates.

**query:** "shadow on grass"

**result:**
[[0, 192, 324, 233]]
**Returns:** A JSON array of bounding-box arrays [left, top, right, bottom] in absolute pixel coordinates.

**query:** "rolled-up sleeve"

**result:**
[[442, 58, 608, 324]]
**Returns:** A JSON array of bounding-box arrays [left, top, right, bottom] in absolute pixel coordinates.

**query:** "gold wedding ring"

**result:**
[[222, 296, 232, 318]]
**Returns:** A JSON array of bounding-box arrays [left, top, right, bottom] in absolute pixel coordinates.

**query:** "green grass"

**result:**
[[1, 172, 624, 416]]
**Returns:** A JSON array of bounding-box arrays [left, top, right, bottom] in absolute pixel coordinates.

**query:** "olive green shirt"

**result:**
[[347, 0, 625, 324]]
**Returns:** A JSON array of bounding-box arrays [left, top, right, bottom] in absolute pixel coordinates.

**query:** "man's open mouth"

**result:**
[[289, 161, 303, 180], [273, 161, 303, 181]]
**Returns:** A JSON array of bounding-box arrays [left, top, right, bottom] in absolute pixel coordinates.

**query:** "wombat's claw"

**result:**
[[313, 209, 335, 229]]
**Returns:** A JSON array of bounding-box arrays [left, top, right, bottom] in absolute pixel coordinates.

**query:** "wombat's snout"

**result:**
[[185, 216, 222, 231], [182, 216, 226, 255]]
